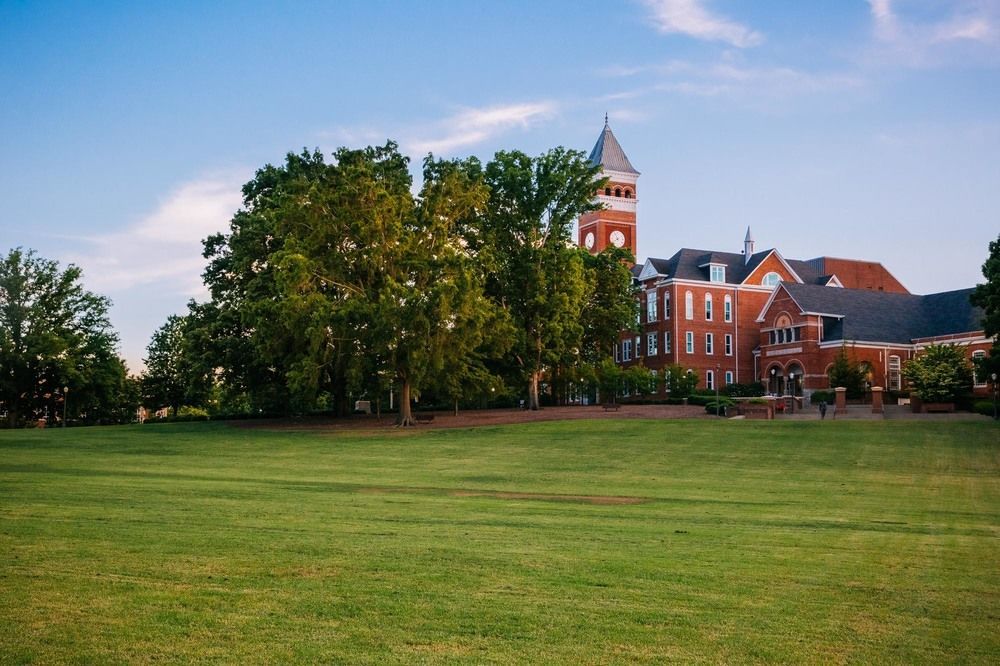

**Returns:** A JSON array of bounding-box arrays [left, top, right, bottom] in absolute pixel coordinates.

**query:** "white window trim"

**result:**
[[705, 333, 714, 355], [705, 293, 713, 321], [724, 295, 732, 322], [685, 291, 694, 320], [685, 331, 694, 354], [725, 334, 733, 356], [647, 332, 658, 356]]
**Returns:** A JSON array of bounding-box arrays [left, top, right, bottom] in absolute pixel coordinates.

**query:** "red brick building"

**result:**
[[580, 120, 992, 399]]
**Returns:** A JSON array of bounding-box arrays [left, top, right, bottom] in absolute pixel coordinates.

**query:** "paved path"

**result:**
[[779, 404, 993, 421]]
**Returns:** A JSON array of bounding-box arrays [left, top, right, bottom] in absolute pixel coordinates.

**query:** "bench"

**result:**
[[415, 413, 435, 424], [602, 403, 620, 412]]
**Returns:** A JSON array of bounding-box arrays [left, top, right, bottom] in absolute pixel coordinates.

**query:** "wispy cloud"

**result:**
[[866, 0, 999, 66], [407, 102, 558, 155], [640, 0, 763, 48], [598, 59, 864, 106], [68, 171, 246, 297]]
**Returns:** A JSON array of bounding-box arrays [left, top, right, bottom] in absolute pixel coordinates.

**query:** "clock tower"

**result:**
[[578, 116, 639, 260]]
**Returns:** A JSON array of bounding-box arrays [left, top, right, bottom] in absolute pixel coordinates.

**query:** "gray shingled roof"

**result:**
[[589, 121, 639, 175], [781, 283, 983, 343], [645, 248, 830, 286]]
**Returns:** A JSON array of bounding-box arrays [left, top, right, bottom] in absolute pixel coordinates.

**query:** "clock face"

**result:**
[[609, 230, 626, 248], [584, 232, 595, 249]]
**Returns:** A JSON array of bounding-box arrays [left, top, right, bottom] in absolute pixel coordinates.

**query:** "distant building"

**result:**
[[580, 120, 992, 399]]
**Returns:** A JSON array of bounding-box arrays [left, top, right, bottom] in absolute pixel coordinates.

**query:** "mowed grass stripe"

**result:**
[[1, 419, 997, 663]]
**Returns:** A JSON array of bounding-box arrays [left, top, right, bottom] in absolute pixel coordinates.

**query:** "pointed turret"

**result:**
[[743, 227, 755, 264], [588, 117, 640, 175], [578, 117, 640, 259]]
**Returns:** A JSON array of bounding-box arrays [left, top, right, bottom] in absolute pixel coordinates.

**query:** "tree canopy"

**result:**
[[902, 344, 973, 403], [970, 233, 1000, 381], [0, 248, 131, 427]]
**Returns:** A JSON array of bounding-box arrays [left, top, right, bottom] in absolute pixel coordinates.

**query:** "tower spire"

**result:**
[[744, 226, 755, 264]]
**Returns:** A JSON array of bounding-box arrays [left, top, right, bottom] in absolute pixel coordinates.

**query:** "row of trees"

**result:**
[[0, 249, 138, 427], [141, 143, 639, 424]]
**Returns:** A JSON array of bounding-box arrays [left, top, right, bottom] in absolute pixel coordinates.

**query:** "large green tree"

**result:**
[[0, 248, 126, 427], [200, 144, 506, 424], [903, 344, 973, 403], [970, 233, 1000, 381], [478, 148, 604, 409], [141, 312, 214, 416]]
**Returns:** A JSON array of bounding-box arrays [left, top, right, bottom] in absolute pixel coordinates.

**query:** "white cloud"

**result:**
[[866, 0, 999, 66], [640, 0, 763, 48], [598, 59, 864, 106], [68, 171, 246, 296], [407, 101, 558, 155]]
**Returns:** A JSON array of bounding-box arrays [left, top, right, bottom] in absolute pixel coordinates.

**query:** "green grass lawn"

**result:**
[[1, 419, 998, 664]]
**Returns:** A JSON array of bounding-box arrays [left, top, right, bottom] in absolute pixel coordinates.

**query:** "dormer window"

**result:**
[[709, 265, 726, 283], [762, 272, 781, 287]]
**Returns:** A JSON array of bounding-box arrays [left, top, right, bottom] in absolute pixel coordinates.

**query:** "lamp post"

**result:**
[[770, 367, 776, 395], [788, 372, 795, 396], [62, 386, 68, 428], [715, 363, 721, 417], [992, 373, 998, 420]]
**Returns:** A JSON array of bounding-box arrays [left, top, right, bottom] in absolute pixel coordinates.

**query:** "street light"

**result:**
[[992, 373, 998, 421], [788, 372, 795, 396], [715, 363, 721, 417], [62, 386, 68, 428], [770, 367, 776, 395]]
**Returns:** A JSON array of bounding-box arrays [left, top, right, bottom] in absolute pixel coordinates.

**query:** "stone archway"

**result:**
[[785, 362, 804, 397], [765, 364, 784, 395]]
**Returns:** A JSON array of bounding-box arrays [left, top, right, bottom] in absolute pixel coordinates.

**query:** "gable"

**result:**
[[742, 250, 802, 286]]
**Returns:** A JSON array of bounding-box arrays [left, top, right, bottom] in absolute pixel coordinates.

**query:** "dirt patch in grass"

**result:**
[[233, 404, 709, 433], [450, 489, 647, 505], [358, 484, 648, 505]]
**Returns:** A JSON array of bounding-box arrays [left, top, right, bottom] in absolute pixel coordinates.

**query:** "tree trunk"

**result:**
[[454, 399, 459, 417], [397, 380, 416, 426], [8, 406, 19, 429], [527, 371, 540, 410]]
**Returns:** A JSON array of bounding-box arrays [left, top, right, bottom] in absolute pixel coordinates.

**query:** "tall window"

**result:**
[[664, 331, 672, 353], [705, 333, 714, 355], [706, 370, 714, 390], [647, 332, 658, 356], [725, 334, 733, 356], [623, 339, 632, 361], [663, 292, 671, 319], [710, 265, 725, 283], [724, 295, 732, 322], [685, 331, 694, 354], [705, 293, 713, 321], [685, 291, 693, 320], [725, 370, 734, 385], [614, 342, 620, 363], [889, 355, 902, 390], [646, 290, 657, 322], [972, 351, 987, 387]]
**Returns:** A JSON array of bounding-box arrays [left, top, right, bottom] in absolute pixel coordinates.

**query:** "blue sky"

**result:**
[[2, 0, 999, 371]]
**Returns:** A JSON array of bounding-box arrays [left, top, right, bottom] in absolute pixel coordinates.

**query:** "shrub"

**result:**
[[704, 398, 735, 415], [810, 390, 835, 405], [723, 382, 765, 398], [972, 400, 996, 417]]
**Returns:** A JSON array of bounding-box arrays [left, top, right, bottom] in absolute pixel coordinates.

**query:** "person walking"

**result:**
[[818, 400, 828, 420]]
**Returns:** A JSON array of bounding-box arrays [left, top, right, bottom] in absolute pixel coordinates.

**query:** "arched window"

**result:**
[[724, 295, 732, 322], [685, 291, 694, 320], [663, 292, 671, 319], [624, 189, 632, 199], [704, 293, 713, 321], [605, 187, 612, 196], [889, 355, 902, 390], [762, 272, 781, 287], [615, 188, 622, 197], [972, 351, 986, 387]]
